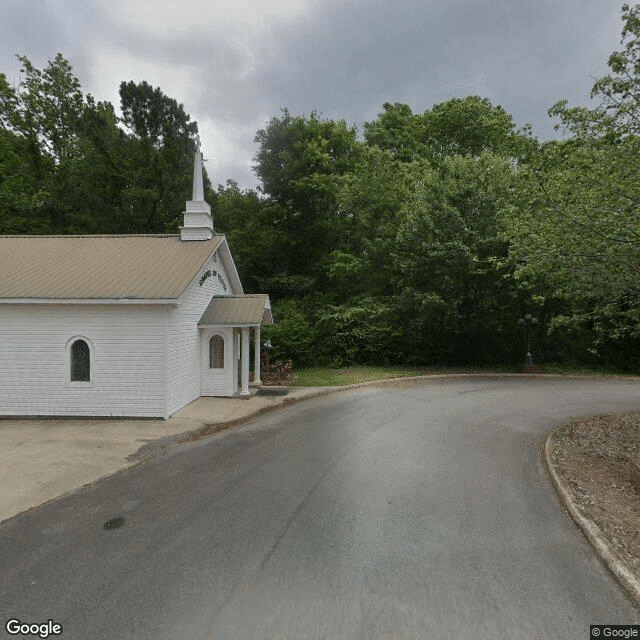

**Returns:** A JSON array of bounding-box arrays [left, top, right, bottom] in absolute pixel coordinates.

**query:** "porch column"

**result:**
[[253, 325, 261, 385], [241, 327, 250, 396]]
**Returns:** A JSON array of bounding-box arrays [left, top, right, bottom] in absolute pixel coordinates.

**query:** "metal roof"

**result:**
[[198, 295, 273, 326], [0, 234, 224, 300]]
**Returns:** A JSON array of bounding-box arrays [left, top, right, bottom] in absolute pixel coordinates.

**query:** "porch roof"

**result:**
[[197, 294, 273, 327]]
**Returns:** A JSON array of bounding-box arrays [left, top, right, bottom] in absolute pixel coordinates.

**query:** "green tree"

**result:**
[[504, 4, 640, 368], [0, 54, 89, 232], [252, 109, 359, 292], [364, 97, 533, 163], [420, 96, 530, 159], [329, 145, 418, 299], [363, 102, 426, 161], [393, 153, 522, 363], [118, 80, 203, 232]]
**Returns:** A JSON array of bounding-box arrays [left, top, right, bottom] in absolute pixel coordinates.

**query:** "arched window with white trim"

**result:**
[[70, 339, 90, 381], [209, 335, 225, 369]]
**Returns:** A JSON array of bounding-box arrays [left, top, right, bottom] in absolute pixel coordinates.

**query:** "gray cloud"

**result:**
[[0, 0, 627, 190]]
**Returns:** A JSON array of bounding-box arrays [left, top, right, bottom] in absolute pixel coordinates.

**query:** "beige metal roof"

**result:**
[[0, 234, 224, 300], [198, 295, 273, 326]]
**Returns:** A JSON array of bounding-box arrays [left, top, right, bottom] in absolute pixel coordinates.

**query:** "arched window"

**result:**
[[209, 335, 225, 369], [70, 339, 90, 381]]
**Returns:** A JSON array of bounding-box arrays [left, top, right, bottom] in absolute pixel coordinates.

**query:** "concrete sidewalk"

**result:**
[[0, 386, 341, 524]]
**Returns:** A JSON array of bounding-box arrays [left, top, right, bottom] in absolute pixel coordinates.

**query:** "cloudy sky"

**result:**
[[0, 1, 627, 190]]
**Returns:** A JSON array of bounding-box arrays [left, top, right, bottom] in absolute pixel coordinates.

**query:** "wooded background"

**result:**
[[2, 5, 639, 371]]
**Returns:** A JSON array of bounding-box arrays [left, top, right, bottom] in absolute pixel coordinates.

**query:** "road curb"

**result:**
[[543, 432, 640, 610]]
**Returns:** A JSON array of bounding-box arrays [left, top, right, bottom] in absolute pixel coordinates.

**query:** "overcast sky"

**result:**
[[0, 0, 627, 191]]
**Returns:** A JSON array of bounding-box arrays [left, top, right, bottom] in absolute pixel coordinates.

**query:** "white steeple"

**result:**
[[192, 140, 205, 201], [180, 138, 214, 241]]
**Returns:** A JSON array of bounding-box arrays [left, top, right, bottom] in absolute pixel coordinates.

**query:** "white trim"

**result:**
[[163, 305, 169, 420], [254, 325, 261, 385], [217, 237, 244, 295], [241, 328, 250, 396], [65, 335, 95, 388], [198, 322, 261, 328], [0, 298, 178, 305]]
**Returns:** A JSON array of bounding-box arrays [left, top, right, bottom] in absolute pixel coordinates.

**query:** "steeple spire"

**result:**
[[180, 139, 214, 241], [192, 135, 204, 201]]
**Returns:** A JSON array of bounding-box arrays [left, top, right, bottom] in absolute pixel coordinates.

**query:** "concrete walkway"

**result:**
[[0, 386, 341, 524]]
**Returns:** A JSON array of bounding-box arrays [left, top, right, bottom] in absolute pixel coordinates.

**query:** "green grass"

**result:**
[[291, 363, 634, 387], [536, 362, 628, 376]]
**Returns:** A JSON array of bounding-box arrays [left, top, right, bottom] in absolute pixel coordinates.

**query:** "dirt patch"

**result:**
[[549, 412, 640, 579]]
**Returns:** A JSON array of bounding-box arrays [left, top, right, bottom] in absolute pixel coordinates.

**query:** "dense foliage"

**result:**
[[0, 55, 205, 234], [2, 4, 639, 370]]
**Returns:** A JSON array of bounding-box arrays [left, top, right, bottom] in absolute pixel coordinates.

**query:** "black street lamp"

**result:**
[[518, 313, 538, 368]]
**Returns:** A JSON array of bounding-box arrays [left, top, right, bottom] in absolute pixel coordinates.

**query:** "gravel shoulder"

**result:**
[[547, 411, 640, 606]]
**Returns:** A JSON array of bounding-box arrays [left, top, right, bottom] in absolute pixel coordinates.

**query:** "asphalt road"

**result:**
[[1, 376, 640, 639]]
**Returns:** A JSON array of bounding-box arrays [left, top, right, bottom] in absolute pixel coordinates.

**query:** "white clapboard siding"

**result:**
[[200, 327, 236, 397], [0, 304, 165, 417], [167, 251, 234, 413]]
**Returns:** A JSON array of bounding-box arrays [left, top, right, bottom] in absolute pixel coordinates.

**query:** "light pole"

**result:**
[[518, 313, 538, 368], [263, 339, 273, 373]]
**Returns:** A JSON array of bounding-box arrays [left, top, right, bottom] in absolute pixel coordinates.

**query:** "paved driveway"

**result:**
[[1, 376, 639, 639]]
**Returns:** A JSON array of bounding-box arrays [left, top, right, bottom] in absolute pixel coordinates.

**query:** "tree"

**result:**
[[0, 55, 206, 235], [0, 53, 102, 232], [363, 102, 426, 161], [252, 109, 359, 290], [420, 96, 530, 159], [393, 153, 523, 363], [549, 3, 640, 142], [330, 145, 418, 299], [504, 4, 640, 367], [213, 179, 273, 291], [118, 80, 202, 232], [364, 97, 533, 163]]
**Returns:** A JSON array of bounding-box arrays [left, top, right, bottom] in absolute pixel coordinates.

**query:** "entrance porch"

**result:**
[[198, 294, 273, 398]]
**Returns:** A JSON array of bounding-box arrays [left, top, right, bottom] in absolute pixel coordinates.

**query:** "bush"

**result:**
[[262, 299, 317, 366], [314, 297, 403, 367]]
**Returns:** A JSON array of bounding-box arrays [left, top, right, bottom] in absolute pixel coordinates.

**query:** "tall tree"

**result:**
[[364, 97, 533, 162], [363, 102, 425, 161], [504, 3, 640, 367], [118, 80, 202, 233], [393, 153, 522, 363], [0, 54, 89, 232], [252, 109, 359, 292]]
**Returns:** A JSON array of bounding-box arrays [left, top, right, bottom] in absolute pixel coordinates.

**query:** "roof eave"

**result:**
[[197, 322, 262, 328], [0, 298, 179, 305]]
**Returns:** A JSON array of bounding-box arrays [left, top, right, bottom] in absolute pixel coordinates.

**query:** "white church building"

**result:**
[[0, 149, 272, 419]]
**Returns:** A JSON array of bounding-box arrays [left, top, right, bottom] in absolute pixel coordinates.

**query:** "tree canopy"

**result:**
[[0, 54, 204, 234], [2, 4, 640, 372], [502, 2, 640, 366]]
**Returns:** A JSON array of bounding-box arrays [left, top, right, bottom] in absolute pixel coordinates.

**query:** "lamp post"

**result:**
[[518, 313, 538, 368]]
